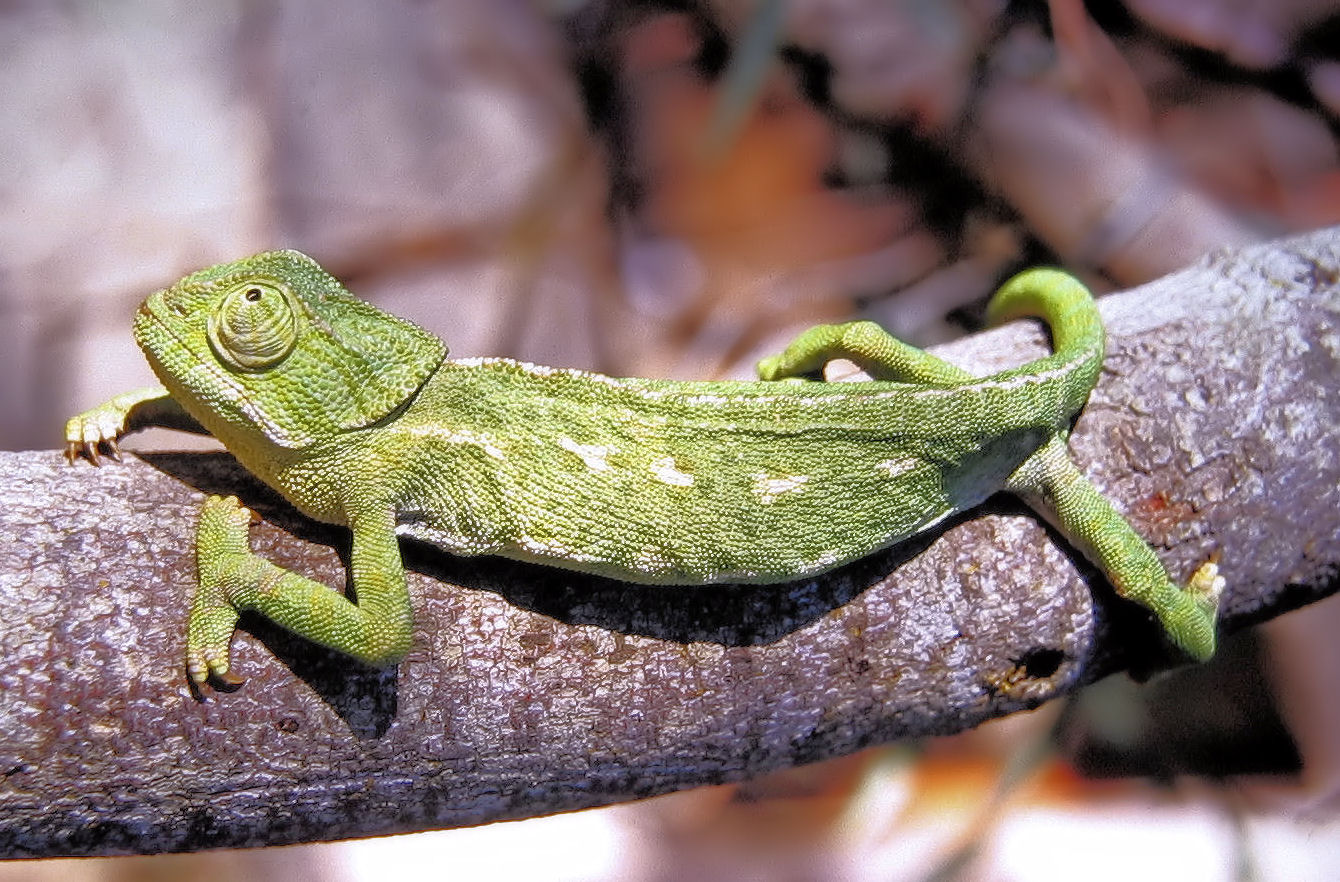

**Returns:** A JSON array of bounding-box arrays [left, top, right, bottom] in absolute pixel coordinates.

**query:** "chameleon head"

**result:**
[[133, 250, 447, 449]]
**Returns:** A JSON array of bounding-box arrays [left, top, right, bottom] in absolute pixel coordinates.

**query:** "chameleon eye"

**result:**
[[207, 281, 298, 371]]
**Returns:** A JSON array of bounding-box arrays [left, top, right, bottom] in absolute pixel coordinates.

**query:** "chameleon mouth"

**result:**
[[133, 291, 213, 382], [134, 291, 202, 354], [133, 294, 175, 360], [134, 289, 172, 325]]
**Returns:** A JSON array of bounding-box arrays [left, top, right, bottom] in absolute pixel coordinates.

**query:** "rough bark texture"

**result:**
[[2, 229, 1338, 857]]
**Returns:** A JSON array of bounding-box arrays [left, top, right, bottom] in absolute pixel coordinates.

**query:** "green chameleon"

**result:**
[[65, 250, 1223, 689]]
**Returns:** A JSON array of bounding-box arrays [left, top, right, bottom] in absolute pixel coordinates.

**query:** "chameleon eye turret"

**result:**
[[207, 281, 298, 371]]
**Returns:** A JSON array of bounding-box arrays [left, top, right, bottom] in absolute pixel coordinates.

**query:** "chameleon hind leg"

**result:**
[[1008, 437, 1223, 661], [187, 495, 414, 688], [756, 320, 972, 386]]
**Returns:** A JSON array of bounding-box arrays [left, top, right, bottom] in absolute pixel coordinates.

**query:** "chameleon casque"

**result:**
[[65, 250, 1223, 689]]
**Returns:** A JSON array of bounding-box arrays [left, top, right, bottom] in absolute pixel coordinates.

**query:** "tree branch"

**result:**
[[2, 228, 1338, 857]]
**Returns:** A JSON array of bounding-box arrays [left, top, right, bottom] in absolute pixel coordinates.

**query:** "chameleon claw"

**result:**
[[73, 439, 119, 465], [188, 666, 245, 700], [186, 663, 213, 699], [187, 650, 246, 694], [215, 669, 246, 688], [63, 392, 154, 465], [1187, 560, 1226, 618]]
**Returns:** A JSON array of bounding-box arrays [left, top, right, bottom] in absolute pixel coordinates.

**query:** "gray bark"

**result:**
[[2, 228, 1338, 857]]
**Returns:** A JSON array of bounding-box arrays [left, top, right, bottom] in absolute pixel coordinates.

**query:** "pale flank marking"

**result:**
[[650, 455, 695, 487], [907, 352, 1089, 398], [797, 549, 841, 575], [559, 436, 615, 472], [753, 472, 810, 504], [518, 534, 596, 563], [401, 424, 506, 460], [875, 457, 919, 478], [634, 545, 674, 573], [453, 357, 640, 391]]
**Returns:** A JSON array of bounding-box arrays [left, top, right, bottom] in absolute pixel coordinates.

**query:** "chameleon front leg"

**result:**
[[1007, 436, 1223, 661], [187, 495, 414, 687], [64, 385, 206, 463]]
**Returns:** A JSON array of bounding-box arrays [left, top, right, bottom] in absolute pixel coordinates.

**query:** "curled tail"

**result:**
[[994, 273, 1223, 661], [985, 268, 1106, 425]]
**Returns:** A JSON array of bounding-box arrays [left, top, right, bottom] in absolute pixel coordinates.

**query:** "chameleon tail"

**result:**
[[985, 269, 1106, 424]]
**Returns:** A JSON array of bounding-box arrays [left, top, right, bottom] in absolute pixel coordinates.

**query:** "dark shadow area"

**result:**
[[241, 614, 400, 738], [402, 528, 941, 648], [1061, 631, 1302, 780]]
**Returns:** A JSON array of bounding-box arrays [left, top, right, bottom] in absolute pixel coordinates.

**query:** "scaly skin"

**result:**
[[65, 251, 1223, 689]]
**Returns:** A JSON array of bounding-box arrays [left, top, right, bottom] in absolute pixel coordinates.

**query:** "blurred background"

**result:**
[[2, 0, 1339, 879]]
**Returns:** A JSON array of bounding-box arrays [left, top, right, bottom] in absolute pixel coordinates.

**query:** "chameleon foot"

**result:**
[[63, 405, 126, 464], [754, 353, 793, 382], [186, 495, 253, 689], [1157, 560, 1225, 662], [1187, 560, 1225, 617], [63, 386, 178, 464]]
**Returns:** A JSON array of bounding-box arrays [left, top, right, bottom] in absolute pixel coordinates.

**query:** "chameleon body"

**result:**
[[65, 250, 1223, 687]]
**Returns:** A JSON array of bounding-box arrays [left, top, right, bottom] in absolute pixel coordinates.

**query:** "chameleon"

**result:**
[[65, 250, 1223, 689]]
